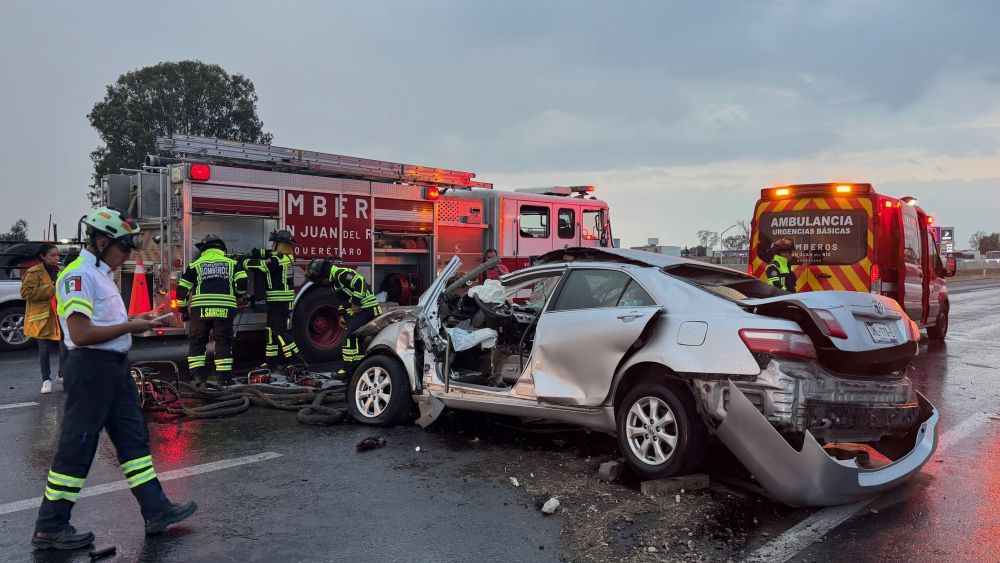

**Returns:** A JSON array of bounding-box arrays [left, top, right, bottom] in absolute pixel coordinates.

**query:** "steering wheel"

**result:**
[[472, 293, 511, 321]]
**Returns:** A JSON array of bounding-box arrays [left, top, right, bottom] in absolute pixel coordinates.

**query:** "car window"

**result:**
[[505, 273, 562, 310], [552, 269, 631, 311], [557, 208, 575, 239], [662, 263, 782, 301], [617, 280, 656, 307]]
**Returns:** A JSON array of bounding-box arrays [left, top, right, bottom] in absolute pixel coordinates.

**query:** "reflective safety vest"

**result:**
[[245, 250, 295, 303], [177, 248, 248, 312], [766, 255, 797, 293], [329, 266, 379, 312]]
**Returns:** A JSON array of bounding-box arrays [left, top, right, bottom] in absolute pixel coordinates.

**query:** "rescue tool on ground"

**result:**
[[750, 183, 954, 340], [100, 134, 613, 362]]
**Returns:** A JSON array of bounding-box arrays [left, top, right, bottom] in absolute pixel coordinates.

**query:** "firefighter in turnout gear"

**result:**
[[245, 230, 307, 371], [307, 257, 382, 379], [32, 207, 196, 551], [766, 237, 797, 293], [177, 234, 247, 386]]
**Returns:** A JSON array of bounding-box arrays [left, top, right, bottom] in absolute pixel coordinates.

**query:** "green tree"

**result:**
[[969, 230, 987, 251], [87, 61, 273, 204], [978, 233, 1000, 253], [0, 218, 28, 248]]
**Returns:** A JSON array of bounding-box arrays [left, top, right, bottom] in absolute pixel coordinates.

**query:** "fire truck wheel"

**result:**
[[347, 355, 411, 426], [293, 289, 345, 362], [927, 303, 949, 341]]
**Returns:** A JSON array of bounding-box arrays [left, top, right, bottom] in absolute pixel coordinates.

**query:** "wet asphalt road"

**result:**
[[0, 278, 998, 562]]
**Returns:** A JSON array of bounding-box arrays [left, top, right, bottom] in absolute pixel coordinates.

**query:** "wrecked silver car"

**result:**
[[347, 248, 938, 507]]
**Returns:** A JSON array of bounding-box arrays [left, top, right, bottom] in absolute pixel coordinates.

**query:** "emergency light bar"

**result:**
[[762, 183, 873, 199], [513, 185, 596, 197]]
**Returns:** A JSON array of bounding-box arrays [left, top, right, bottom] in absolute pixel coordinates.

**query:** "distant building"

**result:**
[[630, 240, 681, 257]]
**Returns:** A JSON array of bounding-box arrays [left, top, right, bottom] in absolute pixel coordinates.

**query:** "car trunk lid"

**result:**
[[742, 291, 917, 376]]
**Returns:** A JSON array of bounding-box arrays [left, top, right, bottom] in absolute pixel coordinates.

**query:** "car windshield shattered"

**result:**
[[661, 263, 783, 301]]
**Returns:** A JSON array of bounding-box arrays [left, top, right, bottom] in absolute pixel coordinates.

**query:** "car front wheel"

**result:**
[[616, 381, 707, 480], [347, 355, 412, 426], [0, 304, 30, 351]]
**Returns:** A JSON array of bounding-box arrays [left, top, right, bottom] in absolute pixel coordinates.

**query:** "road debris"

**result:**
[[510, 477, 520, 487], [641, 473, 710, 496], [541, 497, 560, 514], [356, 436, 386, 452], [415, 446, 422, 452], [598, 460, 623, 482]]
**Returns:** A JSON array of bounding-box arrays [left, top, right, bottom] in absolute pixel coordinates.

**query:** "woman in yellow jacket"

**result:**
[[20, 243, 64, 394]]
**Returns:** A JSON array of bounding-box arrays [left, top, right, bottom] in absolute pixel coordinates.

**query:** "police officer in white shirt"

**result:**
[[32, 207, 197, 551]]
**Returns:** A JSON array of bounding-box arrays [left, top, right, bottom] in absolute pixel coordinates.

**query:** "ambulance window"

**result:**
[[902, 213, 922, 266], [927, 232, 943, 271], [558, 209, 575, 239], [519, 206, 550, 238]]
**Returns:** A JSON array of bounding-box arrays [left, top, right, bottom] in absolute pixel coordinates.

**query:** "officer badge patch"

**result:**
[[64, 276, 82, 293]]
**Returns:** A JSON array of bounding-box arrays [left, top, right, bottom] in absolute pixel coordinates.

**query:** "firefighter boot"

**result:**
[[31, 526, 95, 550], [191, 367, 207, 386], [145, 501, 198, 535]]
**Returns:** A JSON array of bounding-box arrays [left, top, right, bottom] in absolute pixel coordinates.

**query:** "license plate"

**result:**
[[865, 321, 897, 344]]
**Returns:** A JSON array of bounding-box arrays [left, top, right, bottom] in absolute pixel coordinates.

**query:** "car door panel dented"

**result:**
[[677, 321, 708, 346]]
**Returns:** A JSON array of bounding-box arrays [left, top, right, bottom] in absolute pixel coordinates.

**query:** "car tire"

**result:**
[[0, 304, 31, 352], [347, 355, 412, 426], [927, 303, 948, 341], [616, 381, 707, 480], [292, 289, 344, 362]]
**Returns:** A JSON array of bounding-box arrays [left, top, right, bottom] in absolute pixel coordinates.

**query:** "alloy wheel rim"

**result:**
[[626, 396, 679, 466], [0, 313, 26, 345], [355, 366, 391, 418]]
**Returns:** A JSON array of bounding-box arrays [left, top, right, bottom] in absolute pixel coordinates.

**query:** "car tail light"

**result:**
[[905, 319, 921, 342], [811, 309, 848, 339], [739, 329, 817, 360], [870, 264, 882, 294], [189, 163, 211, 181]]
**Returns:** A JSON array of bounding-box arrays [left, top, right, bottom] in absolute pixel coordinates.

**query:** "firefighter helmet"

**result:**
[[195, 234, 227, 252], [81, 207, 142, 250], [269, 230, 299, 245], [770, 237, 794, 253], [306, 256, 344, 283]]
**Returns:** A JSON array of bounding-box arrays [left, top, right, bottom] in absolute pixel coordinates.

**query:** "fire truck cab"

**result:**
[[101, 135, 612, 360], [749, 183, 955, 340]]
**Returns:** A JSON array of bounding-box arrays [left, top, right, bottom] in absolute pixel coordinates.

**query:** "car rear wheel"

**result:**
[[616, 381, 707, 480], [927, 304, 949, 341], [347, 355, 412, 426], [0, 305, 31, 352]]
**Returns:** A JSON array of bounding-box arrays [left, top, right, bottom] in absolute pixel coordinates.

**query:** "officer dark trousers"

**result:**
[[187, 316, 235, 382], [265, 301, 301, 367], [334, 305, 380, 373], [35, 348, 170, 533]]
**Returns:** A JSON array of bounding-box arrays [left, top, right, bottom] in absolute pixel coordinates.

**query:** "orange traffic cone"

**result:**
[[128, 259, 152, 316]]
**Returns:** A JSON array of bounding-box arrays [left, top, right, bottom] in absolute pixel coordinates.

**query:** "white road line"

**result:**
[[0, 402, 40, 410], [743, 411, 998, 563], [0, 452, 282, 515]]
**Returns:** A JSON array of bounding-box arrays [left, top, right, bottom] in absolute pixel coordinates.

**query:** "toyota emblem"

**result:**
[[872, 300, 886, 316]]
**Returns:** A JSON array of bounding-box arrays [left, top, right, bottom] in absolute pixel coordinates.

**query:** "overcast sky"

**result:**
[[1, 0, 998, 248]]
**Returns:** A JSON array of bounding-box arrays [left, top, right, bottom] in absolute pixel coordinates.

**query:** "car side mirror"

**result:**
[[944, 256, 957, 277]]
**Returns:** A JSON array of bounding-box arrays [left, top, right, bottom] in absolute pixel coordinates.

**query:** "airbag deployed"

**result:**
[[446, 327, 498, 351]]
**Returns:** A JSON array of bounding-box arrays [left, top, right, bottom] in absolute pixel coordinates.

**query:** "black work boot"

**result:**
[[145, 501, 198, 535], [191, 367, 206, 386], [31, 526, 95, 550]]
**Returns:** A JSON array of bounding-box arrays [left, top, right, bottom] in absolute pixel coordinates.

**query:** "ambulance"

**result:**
[[749, 183, 954, 340]]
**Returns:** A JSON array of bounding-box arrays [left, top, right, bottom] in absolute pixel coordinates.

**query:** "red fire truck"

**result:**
[[749, 183, 955, 340], [102, 135, 612, 360]]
